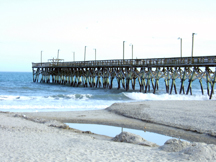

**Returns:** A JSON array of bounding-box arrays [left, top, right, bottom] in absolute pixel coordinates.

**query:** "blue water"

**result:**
[[0, 72, 214, 112], [66, 123, 181, 146]]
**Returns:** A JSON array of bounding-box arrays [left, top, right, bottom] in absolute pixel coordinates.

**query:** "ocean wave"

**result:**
[[0, 104, 108, 109], [122, 92, 212, 100], [0, 93, 129, 101], [0, 95, 29, 101], [90, 93, 129, 100], [0, 94, 93, 101], [1, 92, 215, 102], [48, 94, 93, 100]]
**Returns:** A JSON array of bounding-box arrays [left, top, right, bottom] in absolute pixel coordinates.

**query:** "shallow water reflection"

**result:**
[[66, 123, 180, 146]]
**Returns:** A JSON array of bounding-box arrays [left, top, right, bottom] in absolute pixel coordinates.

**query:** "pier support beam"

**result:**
[[170, 68, 178, 94], [186, 69, 195, 95], [199, 79, 204, 95], [205, 67, 211, 96], [179, 68, 186, 94], [210, 70, 216, 99], [145, 68, 152, 93], [164, 68, 170, 93], [153, 68, 160, 94]]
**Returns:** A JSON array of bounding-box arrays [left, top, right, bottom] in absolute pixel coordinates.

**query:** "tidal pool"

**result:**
[[66, 123, 183, 146]]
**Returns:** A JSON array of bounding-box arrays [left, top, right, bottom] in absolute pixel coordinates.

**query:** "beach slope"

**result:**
[[1, 100, 216, 161]]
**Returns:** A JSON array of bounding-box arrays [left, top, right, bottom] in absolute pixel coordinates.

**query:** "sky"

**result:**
[[0, 0, 216, 72]]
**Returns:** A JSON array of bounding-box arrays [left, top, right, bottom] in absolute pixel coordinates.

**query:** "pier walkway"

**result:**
[[32, 56, 216, 99]]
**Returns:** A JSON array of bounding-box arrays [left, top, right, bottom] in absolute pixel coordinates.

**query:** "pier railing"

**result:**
[[32, 56, 216, 68]]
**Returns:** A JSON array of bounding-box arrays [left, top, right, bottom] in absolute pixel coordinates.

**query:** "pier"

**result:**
[[32, 56, 216, 99]]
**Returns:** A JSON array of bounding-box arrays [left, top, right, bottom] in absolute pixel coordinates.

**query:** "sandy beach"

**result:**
[[1, 100, 216, 161]]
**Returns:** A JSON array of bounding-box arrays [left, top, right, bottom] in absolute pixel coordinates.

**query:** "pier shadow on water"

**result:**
[[66, 123, 184, 146]]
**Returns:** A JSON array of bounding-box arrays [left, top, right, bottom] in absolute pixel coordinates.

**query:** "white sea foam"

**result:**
[[0, 95, 22, 101], [0, 104, 109, 110], [0, 94, 93, 101], [123, 92, 212, 101]]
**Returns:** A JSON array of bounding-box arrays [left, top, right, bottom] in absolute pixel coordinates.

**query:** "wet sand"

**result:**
[[1, 100, 216, 161]]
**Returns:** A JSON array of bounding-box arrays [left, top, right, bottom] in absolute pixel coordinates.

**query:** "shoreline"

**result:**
[[1, 100, 216, 161], [16, 100, 216, 144]]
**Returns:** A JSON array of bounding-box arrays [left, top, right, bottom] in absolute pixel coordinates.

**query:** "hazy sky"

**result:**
[[1, 0, 216, 72]]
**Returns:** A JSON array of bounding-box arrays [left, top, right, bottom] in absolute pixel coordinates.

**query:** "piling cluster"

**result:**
[[32, 56, 216, 99]]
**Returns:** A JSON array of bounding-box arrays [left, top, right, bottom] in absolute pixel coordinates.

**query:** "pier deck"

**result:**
[[32, 56, 216, 99]]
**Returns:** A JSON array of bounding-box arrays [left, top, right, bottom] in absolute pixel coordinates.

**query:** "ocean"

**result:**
[[0, 72, 214, 112]]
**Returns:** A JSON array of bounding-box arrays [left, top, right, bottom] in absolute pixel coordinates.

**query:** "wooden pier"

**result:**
[[32, 56, 216, 99]]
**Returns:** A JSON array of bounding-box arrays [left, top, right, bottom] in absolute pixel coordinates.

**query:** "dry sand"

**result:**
[[0, 100, 216, 161]]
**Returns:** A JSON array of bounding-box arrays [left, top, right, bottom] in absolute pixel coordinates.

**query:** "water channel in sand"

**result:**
[[66, 123, 186, 146]]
